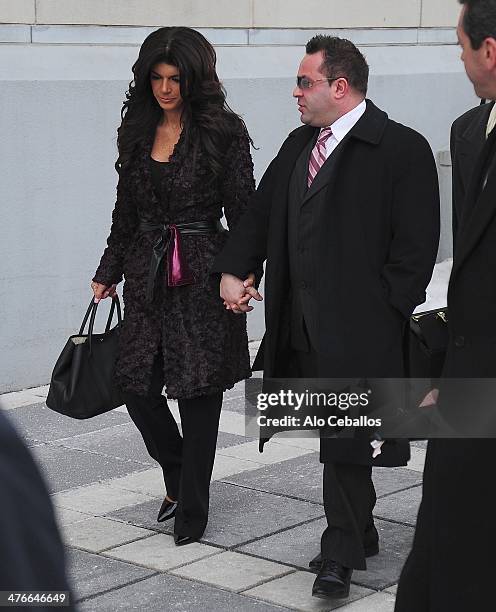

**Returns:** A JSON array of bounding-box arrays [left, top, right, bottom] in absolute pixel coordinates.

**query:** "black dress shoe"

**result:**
[[312, 559, 352, 600], [157, 498, 178, 522], [309, 541, 379, 572], [174, 534, 196, 547]]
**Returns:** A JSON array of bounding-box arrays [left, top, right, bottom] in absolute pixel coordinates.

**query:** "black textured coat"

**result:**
[[93, 125, 255, 398], [213, 100, 440, 466]]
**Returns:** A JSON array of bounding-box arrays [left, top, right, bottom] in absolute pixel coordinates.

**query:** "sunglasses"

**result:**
[[296, 76, 344, 90]]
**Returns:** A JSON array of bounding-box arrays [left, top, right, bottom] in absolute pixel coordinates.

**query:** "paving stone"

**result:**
[[271, 432, 321, 452], [405, 447, 426, 473], [374, 486, 422, 527], [78, 572, 291, 611], [104, 533, 221, 571], [54, 507, 94, 527], [30, 444, 145, 493], [217, 440, 314, 466], [373, 467, 423, 498], [410, 440, 428, 449], [223, 381, 246, 403], [109, 481, 324, 547], [245, 570, 374, 611], [212, 453, 265, 480], [239, 517, 414, 591], [67, 547, 155, 602], [219, 409, 253, 437], [222, 395, 250, 414], [30, 384, 50, 398], [171, 551, 293, 592], [385, 584, 398, 594], [58, 422, 157, 465], [238, 517, 326, 569], [105, 468, 165, 498], [101, 455, 266, 501], [53, 482, 153, 514], [217, 430, 252, 448], [338, 591, 396, 611], [224, 453, 323, 503], [355, 521, 415, 590], [0, 392, 44, 411], [5, 402, 129, 443], [61, 516, 154, 553]]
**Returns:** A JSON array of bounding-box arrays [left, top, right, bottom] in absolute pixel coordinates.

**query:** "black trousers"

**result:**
[[122, 355, 222, 538], [291, 348, 377, 570]]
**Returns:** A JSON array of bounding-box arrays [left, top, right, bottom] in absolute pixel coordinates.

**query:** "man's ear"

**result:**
[[334, 77, 349, 100], [484, 37, 496, 71]]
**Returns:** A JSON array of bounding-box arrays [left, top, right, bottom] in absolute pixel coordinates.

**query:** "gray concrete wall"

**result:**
[[0, 24, 477, 392]]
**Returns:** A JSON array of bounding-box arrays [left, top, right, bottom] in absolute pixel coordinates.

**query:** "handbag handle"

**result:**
[[79, 295, 122, 355]]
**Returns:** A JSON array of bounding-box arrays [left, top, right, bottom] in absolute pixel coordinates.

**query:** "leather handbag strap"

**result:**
[[78, 296, 122, 355]]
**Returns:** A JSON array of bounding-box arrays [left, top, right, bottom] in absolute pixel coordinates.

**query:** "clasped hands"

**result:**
[[220, 273, 263, 314]]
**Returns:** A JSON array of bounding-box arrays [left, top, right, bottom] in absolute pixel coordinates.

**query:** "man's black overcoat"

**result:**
[[213, 100, 440, 466], [395, 104, 496, 612]]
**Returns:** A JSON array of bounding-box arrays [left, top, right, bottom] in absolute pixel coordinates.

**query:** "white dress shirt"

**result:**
[[320, 99, 367, 159]]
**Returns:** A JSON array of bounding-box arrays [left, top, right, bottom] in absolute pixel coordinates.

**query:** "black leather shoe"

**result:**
[[312, 559, 352, 599], [157, 498, 178, 522], [309, 541, 379, 572], [174, 534, 196, 547]]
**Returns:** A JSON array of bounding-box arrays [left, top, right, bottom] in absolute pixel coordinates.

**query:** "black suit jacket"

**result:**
[[213, 100, 440, 465]]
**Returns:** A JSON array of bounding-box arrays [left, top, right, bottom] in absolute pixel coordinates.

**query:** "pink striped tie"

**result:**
[[307, 127, 333, 188]]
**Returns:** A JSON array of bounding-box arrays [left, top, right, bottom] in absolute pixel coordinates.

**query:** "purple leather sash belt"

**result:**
[[139, 219, 225, 301]]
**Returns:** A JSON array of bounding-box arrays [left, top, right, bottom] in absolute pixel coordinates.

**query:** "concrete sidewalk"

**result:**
[[1, 370, 424, 612]]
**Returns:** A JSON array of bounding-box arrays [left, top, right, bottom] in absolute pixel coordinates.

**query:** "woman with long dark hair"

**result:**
[[91, 27, 255, 546]]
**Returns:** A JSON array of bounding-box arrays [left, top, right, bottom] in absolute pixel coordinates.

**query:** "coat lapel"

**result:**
[[274, 126, 316, 206], [300, 137, 348, 206], [300, 99, 388, 208], [456, 102, 493, 197], [453, 124, 496, 275]]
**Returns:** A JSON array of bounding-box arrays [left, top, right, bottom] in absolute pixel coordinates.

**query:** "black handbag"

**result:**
[[408, 307, 448, 379], [46, 296, 123, 419]]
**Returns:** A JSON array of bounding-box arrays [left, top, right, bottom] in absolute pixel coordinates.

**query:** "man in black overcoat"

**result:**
[[213, 36, 440, 600], [395, 2, 496, 610], [0, 411, 74, 607]]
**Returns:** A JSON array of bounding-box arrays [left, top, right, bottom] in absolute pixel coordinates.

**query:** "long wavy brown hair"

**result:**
[[116, 26, 252, 175]]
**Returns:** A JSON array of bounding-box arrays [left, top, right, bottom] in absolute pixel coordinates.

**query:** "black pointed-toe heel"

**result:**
[[173, 533, 196, 547], [157, 498, 178, 522]]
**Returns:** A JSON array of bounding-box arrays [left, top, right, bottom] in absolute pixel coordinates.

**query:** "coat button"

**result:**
[[301, 281, 307, 290], [454, 335, 465, 348]]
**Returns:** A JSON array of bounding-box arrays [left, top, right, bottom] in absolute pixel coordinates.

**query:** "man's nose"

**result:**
[[293, 85, 302, 98]]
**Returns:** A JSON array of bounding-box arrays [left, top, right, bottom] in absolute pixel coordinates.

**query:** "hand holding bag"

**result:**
[[46, 296, 123, 419]]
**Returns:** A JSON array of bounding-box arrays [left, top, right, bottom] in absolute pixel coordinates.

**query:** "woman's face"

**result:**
[[150, 62, 184, 114]]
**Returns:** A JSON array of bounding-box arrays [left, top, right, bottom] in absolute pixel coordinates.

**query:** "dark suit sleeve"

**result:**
[[381, 131, 440, 318], [93, 170, 138, 286], [212, 153, 279, 283]]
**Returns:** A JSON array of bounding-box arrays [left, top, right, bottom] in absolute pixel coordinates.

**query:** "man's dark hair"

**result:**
[[305, 35, 369, 95], [460, 0, 496, 49]]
